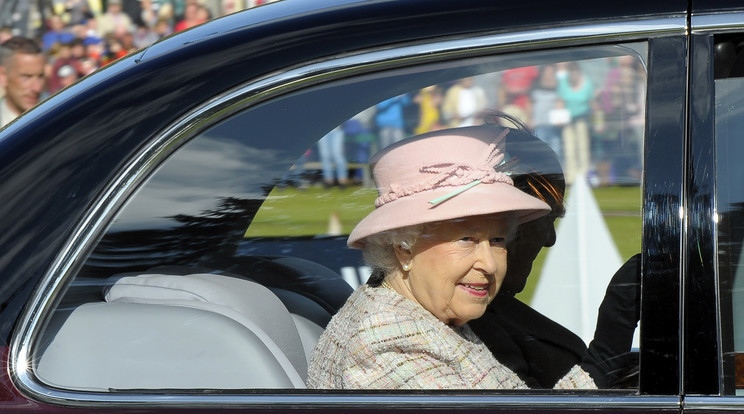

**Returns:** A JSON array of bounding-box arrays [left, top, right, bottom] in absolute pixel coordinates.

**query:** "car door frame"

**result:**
[[9, 13, 689, 414], [682, 8, 744, 412]]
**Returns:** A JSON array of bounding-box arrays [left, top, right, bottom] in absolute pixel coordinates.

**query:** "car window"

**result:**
[[31, 43, 646, 394], [715, 34, 744, 396]]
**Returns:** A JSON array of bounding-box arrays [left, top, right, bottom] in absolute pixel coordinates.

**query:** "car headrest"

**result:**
[[196, 255, 354, 314]]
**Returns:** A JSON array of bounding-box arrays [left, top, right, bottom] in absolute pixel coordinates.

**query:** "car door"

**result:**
[[683, 4, 744, 413], [4, 1, 690, 412]]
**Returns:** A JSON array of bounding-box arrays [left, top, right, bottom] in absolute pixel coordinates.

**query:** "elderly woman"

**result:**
[[470, 116, 640, 389], [306, 123, 597, 389]]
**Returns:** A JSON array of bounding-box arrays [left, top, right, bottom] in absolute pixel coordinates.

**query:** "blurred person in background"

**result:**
[[596, 55, 644, 185], [174, 1, 208, 31], [63, 0, 96, 27], [47, 40, 77, 94], [153, 18, 174, 39], [134, 0, 174, 47], [55, 64, 79, 91], [0, 37, 46, 128], [317, 126, 349, 189], [78, 57, 98, 76], [41, 15, 74, 52], [69, 37, 87, 62], [499, 66, 538, 124], [143, 0, 178, 30], [48, 38, 89, 94], [97, 0, 134, 39], [442, 77, 487, 127], [85, 37, 104, 65], [121, 0, 146, 28], [530, 64, 564, 159], [140, 0, 158, 27], [69, 21, 101, 49], [557, 62, 594, 184], [375, 94, 411, 149], [99, 34, 127, 66], [134, 21, 160, 48], [343, 106, 377, 185], [201, 0, 224, 18], [413, 84, 443, 134], [223, 0, 246, 14], [120, 30, 137, 53]]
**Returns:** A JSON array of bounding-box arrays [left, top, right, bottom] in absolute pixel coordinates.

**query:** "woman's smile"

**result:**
[[458, 281, 490, 297]]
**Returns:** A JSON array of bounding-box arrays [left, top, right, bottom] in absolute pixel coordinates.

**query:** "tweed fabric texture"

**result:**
[[307, 285, 596, 389]]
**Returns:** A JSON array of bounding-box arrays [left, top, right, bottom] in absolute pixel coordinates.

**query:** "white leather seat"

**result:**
[[35, 273, 315, 390]]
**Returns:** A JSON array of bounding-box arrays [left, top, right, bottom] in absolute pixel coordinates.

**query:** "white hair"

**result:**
[[362, 224, 423, 285]]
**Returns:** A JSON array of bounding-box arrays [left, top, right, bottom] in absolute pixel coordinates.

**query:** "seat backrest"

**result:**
[[35, 302, 303, 390], [35, 273, 309, 390], [105, 273, 308, 377], [270, 287, 329, 362]]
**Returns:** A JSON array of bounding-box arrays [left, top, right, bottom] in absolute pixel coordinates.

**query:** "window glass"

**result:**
[[716, 76, 744, 395], [34, 43, 646, 393], [712, 33, 744, 396]]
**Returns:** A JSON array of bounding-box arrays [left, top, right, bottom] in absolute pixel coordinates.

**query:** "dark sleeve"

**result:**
[[470, 298, 586, 388], [581, 253, 641, 388]]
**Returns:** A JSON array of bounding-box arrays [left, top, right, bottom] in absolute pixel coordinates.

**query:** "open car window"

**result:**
[[31, 42, 646, 395]]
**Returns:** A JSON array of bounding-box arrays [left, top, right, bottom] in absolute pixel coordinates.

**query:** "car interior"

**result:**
[[29, 43, 647, 393], [35, 258, 351, 390]]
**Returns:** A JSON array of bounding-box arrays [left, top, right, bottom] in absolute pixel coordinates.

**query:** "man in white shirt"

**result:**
[[0, 37, 46, 128]]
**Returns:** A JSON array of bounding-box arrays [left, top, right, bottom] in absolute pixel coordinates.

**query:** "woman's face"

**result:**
[[401, 215, 511, 326]]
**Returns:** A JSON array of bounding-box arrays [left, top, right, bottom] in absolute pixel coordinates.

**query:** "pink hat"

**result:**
[[347, 125, 551, 249]]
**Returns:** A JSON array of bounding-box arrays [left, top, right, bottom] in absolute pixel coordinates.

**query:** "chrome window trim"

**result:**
[[2, 392, 684, 411], [685, 396, 744, 411], [692, 11, 744, 34], [11, 16, 685, 408]]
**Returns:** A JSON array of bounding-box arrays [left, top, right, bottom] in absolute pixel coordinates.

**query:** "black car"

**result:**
[[2, 0, 744, 411]]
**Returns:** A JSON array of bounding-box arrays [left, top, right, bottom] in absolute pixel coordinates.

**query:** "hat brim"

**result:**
[[347, 181, 550, 249]]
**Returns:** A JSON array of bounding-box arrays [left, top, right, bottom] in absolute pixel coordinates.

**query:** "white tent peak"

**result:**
[[530, 177, 625, 345]]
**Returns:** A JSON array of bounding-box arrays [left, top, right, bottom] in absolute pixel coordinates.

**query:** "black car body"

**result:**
[[1, 0, 744, 411]]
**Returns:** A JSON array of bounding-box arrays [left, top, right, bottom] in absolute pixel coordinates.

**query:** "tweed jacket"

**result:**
[[307, 284, 596, 389], [469, 296, 589, 388]]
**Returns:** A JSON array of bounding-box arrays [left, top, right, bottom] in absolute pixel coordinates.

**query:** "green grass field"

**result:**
[[246, 183, 642, 302], [245, 185, 378, 237]]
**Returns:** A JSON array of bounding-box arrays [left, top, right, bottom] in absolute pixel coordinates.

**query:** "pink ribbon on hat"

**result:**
[[375, 131, 514, 207]]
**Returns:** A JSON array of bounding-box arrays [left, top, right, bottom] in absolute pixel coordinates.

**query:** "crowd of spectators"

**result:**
[[0, 0, 278, 127], [295, 58, 646, 190], [1, 2, 646, 189]]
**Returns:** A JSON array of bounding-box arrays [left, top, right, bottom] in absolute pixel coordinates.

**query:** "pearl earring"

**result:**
[[402, 263, 411, 271]]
